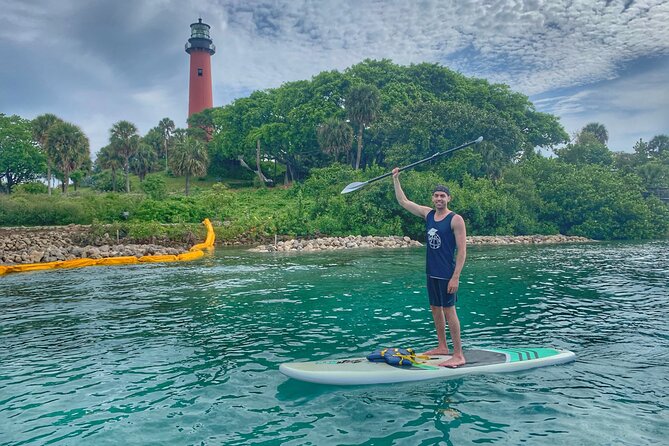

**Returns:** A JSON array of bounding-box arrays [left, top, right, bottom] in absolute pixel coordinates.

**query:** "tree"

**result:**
[[95, 144, 123, 191], [578, 122, 609, 145], [647, 135, 669, 161], [555, 132, 613, 165], [170, 136, 209, 195], [46, 121, 90, 194], [346, 84, 380, 169], [31, 113, 63, 195], [110, 120, 139, 193], [479, 143, 506, 180], [130, 142, 158, 182], [317, 118, 353, 162], [637, 161, 669, 189], [205, 59, 568, 180], [633, 138, 651, 162], [514, 157, 668, 239], [187, 109, 216, 141], [157, 117, 175, 173], [172, 128, 188, 144], [612, 151, 638, 174], [374, 99, 524, 178], [0, 114, 46, 193], [243, 128, 273, 185], [69, 157, 91, 191]]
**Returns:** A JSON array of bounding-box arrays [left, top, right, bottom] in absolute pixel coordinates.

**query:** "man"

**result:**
[[392, 168, 467, 368]]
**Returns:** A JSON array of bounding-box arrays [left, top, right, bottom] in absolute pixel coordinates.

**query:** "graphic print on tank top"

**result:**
[[427, 228, 441, 249]]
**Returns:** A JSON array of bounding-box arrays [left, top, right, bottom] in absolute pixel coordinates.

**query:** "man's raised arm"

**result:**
[[392, 168, 431, 219]]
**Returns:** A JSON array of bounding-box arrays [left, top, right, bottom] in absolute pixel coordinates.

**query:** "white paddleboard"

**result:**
[[280, 347, 576, 385]]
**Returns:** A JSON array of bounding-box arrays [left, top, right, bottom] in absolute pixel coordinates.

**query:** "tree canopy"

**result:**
[[207, 59, 569, 182], [45, 121, 90, 194], [0, 114, 46, 193]]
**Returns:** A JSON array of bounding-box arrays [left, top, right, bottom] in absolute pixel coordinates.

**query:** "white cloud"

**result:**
[[1, 0, 668, 155], [534, 58, 669, 151], [208, 0, 669, 95]]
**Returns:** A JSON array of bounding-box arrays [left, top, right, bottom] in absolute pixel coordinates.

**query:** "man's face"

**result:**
[[432, 191, 450, 209]]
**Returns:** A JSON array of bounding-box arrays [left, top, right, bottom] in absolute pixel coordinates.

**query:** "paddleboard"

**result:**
[[280, 347, 576, 385]]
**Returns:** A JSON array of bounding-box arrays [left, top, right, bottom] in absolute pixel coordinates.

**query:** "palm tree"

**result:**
[[32, 113, 63, 195], [45, 122, 90, 194], [480, 143, 505, 181], [346, 84, 380, 170], [170, 136, 209, 195], [96, 144, 123, 191], [317, 118, 354, 163], [648, 134, 669, 160], [70, 157, 91, 191], [130, 142, 157, 182], [110, 120, 139, 193], [578, 122, 608, 145], [157, 118, 175, 173], [172, 128, 188, 146], [637, 162, 668, 189]]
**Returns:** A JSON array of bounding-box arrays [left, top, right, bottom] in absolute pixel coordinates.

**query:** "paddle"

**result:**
[[340, 136, 484, 194]]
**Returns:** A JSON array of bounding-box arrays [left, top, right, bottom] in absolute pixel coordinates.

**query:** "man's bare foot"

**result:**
[[423, 347, 450, 356], [438, 354, 466, 368]]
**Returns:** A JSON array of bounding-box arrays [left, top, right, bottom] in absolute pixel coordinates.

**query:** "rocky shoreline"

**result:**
[[0, 225, 594, 265], [248, 234, 594, 252], [0, 226, 190, 265]]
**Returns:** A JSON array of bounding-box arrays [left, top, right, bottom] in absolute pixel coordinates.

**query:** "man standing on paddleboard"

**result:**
[[392, 168, 467, 368]]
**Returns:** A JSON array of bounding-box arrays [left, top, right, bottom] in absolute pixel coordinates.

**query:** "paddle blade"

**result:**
[[340, 181, 368, 194]]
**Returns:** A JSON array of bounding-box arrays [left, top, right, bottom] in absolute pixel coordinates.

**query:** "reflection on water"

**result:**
[[1, 241, 668, 445]]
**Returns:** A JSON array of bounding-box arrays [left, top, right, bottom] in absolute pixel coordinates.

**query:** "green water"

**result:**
[[1, 241, 668, 445]]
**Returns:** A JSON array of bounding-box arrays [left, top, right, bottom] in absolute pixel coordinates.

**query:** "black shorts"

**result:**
[[426, 276, 457, 307]]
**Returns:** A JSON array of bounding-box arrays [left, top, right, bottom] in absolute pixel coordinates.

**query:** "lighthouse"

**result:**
[[185, 18, 215, 118]]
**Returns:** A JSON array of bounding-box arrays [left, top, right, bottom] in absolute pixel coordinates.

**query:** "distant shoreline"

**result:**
[[248, 234, 595, 252], [0, 225, 595, 265]]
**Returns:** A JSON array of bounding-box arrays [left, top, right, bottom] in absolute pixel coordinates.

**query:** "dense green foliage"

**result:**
[[207, 60, 569, 183], [2, 157, 667, 240], [1, 60, 667, 241], [296, 162, 668, 240], [0, 114, 46, 193]]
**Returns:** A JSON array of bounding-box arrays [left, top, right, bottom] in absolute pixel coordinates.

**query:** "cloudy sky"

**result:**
[[1, 0, 668, 157]]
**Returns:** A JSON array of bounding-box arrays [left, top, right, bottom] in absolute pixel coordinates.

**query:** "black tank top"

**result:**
[[425, 210, 456, 279]]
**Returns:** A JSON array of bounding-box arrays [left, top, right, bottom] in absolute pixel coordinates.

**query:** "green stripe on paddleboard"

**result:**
[[413, 363, 440, 370], [488, 348, 562, 363]]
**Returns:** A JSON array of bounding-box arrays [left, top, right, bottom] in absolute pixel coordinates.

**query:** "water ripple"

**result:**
[[1, 242, 668, 444]]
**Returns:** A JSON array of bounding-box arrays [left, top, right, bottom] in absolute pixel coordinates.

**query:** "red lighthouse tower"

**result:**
[[185, 18, 215, 118]]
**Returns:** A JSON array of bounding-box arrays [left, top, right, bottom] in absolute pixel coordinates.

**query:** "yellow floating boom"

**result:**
[[0, 218, 215, 276]]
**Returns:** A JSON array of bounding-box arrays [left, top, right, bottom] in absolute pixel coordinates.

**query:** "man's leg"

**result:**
[[423, 305, 450, 355], [438, 306, 466, 367]]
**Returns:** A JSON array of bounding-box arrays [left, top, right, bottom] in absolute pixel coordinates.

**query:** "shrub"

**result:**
[[15, 182, 48, 194], [89, 170, 118, 192], [141, 175, 168, 200], [0, 195, 91, 225]]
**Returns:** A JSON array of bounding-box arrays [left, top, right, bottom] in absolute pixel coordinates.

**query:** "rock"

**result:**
[[29, 250, 44, 263], [247, 234, 594, 253], [87, 247, 101, 259]]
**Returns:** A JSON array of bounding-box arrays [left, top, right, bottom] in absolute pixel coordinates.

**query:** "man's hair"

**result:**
[[432, 185, 450, 196]]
